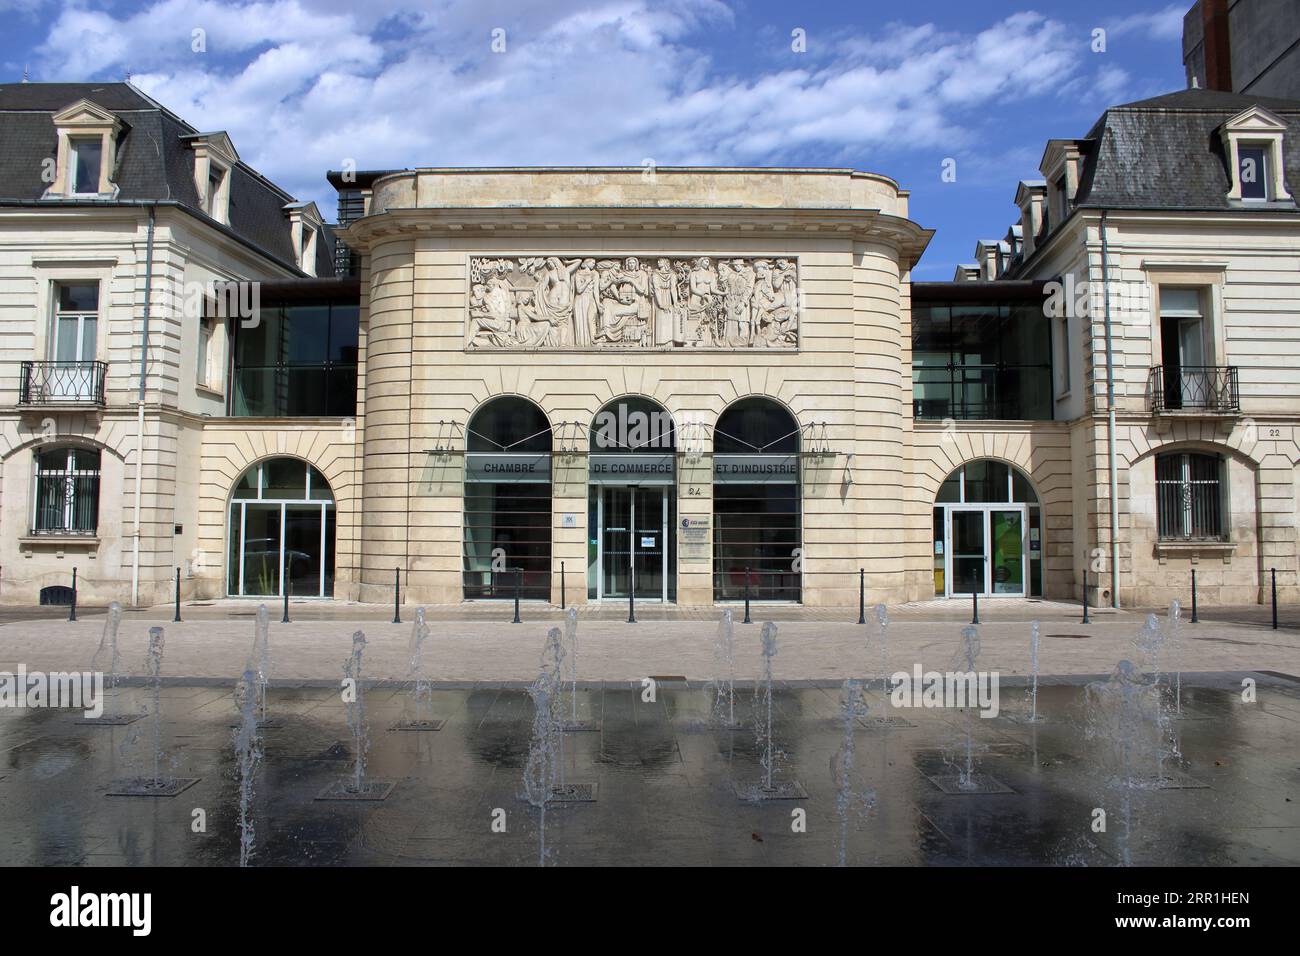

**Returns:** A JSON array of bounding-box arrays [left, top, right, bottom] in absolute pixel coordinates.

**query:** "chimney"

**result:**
[[1202, 0, 1232, 91]]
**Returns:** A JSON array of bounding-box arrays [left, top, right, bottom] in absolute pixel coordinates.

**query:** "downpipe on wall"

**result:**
[[1100, 210, 1120, 609], [131, 206, 156, 608]]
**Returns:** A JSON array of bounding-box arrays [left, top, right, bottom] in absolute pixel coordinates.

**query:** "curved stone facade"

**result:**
[[345, 167, 936, 606]]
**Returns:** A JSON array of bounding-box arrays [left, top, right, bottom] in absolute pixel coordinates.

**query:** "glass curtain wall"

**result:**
[[230, 300, 359, 416], [913, 301, 1053, 421]]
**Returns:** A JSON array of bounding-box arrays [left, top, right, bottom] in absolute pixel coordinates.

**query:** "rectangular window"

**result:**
[[1156, 452, 1224, 541], [70, 138, 103, 195], [1054, 315, 1071, 397], [229, 301, 358, 416], [33, 447, 101, 534], [463, 482, 552, 600], [198, 320, 210, 384], [299, 226, 317, 274], [53, 282, 99, 361], [1158, 287, 1217, 411], [197, 316, 222, 390], [207, 168, 223, 210], [1238, 145, 1269, 201]]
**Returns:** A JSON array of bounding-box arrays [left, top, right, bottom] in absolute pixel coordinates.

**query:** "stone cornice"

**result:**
[[342, 207, 934, 270]]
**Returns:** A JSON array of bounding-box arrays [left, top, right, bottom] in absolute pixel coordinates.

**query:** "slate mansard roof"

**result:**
[[0, 82, 333, 275], [1073, 88, 1300, 212]]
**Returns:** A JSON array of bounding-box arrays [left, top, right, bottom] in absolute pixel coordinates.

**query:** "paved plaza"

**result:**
[[1, 598, 1297, 684]]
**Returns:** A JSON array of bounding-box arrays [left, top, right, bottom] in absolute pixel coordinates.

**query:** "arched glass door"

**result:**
[[933, 460, 1042, 598], [227, 458, 335, 597], [463, 397, 553, 600], [712, 397, 801, 602], [588, 397, 676, 602]]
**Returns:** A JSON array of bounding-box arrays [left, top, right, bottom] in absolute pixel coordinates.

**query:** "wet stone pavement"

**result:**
[[2, 674, 1298, 866]]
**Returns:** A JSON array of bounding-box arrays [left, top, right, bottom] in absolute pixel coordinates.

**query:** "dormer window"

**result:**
[[44, 99, 124, 200], [69, 138, 103, 195], [1039, 139, 1086, 236], [185, 132, 238, 225], [1219, 106, 1292, 204], [284, 202, 323, 276]]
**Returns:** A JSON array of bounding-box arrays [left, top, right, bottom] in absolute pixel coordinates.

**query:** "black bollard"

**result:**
[[971, 580, 979, 625], [561, 561, 566, 611], [173, 567, 181, 623], [1082, 567, 1090, 625], [1190, 568, 1198, 624], [857, 568, 865, 625], [743, 567, 752, 625], [1272, 567, 1278, 631], [393, 567, 401, 624], [513, 567, 522, 624], [628, 567, 636, 624], [69, 567, 77, 622], [282, 564, 290, 623]]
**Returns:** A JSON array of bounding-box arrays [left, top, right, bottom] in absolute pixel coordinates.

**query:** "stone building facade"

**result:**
[[965, 88, 1300, 608], [0, 82, 343, 607], [5, 80, 1297, 612], [341, 167, 945, 606]]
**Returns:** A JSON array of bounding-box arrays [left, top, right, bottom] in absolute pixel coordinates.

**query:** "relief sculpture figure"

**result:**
[[466, 254, 796, 350]]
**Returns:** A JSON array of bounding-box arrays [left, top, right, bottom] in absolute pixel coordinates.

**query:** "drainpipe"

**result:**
[[131, 207, 156, 607], [1100, 210, 1120, 608]]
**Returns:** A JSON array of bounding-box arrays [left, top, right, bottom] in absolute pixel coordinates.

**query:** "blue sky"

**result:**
[[0, 0, 1188, 276]]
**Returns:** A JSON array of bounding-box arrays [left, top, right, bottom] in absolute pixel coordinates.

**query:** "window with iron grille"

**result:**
[[1155, 452, 1224, 541], [32, 447, 101, 535]]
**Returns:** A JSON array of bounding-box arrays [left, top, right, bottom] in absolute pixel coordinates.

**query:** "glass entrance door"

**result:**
[[950, 509, 986, 595], [599, 486, 668, 600], [990, 510, 1025, 595], [601, 487, 632, 598], [946, 507, 1027, 597], [632, 487, 665, 600]]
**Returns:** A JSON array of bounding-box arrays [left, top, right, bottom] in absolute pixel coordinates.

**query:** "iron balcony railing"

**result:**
[[19, 361, 108, 406], [1148, 364, 1239, 413]]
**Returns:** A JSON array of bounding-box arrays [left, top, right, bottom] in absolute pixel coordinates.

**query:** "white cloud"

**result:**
[[31, 1, 1089, 209], [1107, 4, 1186, 43], [1094, 63, 1131, 102]]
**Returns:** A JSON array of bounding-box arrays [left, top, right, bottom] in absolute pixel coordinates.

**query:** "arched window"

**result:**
[[714, 397, 798, 454], [464, 397, 552, 600], [587, 397, 676, 602], [589, 396, 675, 452], [933, 460, 1041, 598], [713, 398, 801, 602], [228, 458, 335, 597], [467, 396, 552, 453]]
